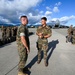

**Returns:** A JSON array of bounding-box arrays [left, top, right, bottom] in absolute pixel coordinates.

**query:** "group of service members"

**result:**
[[0, 26, 17, 46], [66, 25, 75, 44]]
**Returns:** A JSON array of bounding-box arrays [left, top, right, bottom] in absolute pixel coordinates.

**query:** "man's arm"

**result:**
[[21, 36, 28, 49], [19, 26, 30, 53], [36, 31, 51, 39], [21, 36, 30, 53], [36, 32, 42, 36], [44, 34, 51, 39]]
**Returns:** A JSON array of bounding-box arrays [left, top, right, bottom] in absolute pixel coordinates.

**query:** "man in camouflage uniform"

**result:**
[[66, 25, 73, 43], [6, 27, 11, 43], [14, 26, 18, 41], [16, 16, 30, 75], [72, 28, 75, 44], [11, 27, 15, 41], [36, 17, 52, 67], [1, 26, 6, 43], [11, 27, 14, 37], [14, 26, 17, 36]]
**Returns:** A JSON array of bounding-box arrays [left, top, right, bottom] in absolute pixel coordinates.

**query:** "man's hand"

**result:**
[[38, 33, 44, 39], [39, 35, 43, 39], [26, 47, 30, 54], [38, 33, 43, 36]]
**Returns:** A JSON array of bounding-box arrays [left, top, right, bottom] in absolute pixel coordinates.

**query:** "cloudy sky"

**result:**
[[0, 0, 75, 26]]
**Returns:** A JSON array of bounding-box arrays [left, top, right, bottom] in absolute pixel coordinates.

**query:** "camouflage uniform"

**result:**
[[66, 27, 73, 43], [16, 25, 30, 72], [1, 26, 6, 44], [14, 26, 17, 36], [11, 27, 15, 41], [6, 27, 11, 42], [36, 25, 52, 64], [1, 26, 6, 41], [72, 28, 75, 44], [11, 27, 14, 37]]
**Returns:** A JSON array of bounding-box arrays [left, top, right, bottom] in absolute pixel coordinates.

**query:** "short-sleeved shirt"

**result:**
[[36, 25, 52, 44], [68, 27, 73, 35], [16, 25, 30, 49]]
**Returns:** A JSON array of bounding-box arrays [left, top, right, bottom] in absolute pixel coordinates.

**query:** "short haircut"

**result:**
[[20, 15, 27, 19], [20, 15, 28, 24], [41, 17, 47, 21]]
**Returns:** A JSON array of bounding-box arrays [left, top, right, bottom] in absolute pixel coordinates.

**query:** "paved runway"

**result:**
[[0, 28, 75, 75]]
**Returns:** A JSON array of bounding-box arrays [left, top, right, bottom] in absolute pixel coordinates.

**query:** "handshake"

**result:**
[[38, 33, 44, 39]]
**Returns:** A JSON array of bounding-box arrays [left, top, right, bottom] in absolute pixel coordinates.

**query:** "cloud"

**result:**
[[55, 2, 62, 6], [0, 16, 11, 23], [60, 15, 75, 24], [53, 7, 59, 12], [0, 0, 42, 12], [53, 2, 61, 13], [0, 0, 42, 24], [40, 11, 44, 14], [51, 15, 75, 24], [28, 13, 41, 24], [45, 11, 52, 16], [0, 0, 74, 26], [46, 6, 51, 10]]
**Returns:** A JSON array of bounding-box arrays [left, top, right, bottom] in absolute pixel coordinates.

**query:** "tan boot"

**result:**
[[37, 60, 41, 64], [18, 71, 28, 75], [45, 62, 48, 67], [44, 61, 48, 67]]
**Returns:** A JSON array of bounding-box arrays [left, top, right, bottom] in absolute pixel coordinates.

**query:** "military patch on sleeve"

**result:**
[[17, 25, 26, 37], [20, 33, 25, 36]]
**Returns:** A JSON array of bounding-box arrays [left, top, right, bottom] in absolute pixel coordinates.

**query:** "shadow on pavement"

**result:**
[[47, 39, 59, 64], [25, 55, 38, 75], [26, 39, 59, 72], [26, 55, 38, 69], [0, 43, 11, 48]]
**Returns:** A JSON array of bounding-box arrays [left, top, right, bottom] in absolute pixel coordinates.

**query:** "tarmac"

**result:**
[[0, 28, 75, 75]]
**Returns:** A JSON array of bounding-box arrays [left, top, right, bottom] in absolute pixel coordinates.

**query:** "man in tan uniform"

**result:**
[[36, 17, 52, 67]]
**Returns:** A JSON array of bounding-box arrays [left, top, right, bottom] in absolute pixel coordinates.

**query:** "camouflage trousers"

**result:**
[[37, 43, 48, 63], [66, 35, 72, 42], [18, 46, 28, 72], [72, 35, 75, 44]]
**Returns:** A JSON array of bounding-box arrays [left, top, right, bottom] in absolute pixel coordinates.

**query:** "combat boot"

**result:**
[[44, 61, 48, 67], [18, 71, 28, 75], [37, 60, 41, 64]]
